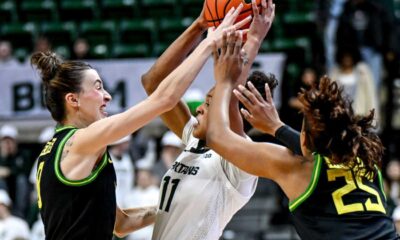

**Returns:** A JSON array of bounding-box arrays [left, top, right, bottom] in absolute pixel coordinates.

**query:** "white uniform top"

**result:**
[[0, 216, 30, 240], [152, 117, 258, 240], [110, 152, 135, 206]]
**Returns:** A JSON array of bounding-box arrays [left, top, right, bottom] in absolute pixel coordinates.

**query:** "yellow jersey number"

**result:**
[[36, 161, 45, 209], [327, 169, 386, 215]]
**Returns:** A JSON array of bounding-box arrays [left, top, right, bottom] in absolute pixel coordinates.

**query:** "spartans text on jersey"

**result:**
[[171, 162, 199, 175]]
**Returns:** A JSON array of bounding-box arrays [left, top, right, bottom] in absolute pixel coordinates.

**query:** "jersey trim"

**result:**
[[55, 125, 76, 133], [185, 140, 210, 154], [289, 153, 322, 212], [376, 167, 387, 201], [54, 129, 109, 186]]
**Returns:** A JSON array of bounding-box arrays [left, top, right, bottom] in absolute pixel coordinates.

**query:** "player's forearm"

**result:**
[[275, 125, 302, 155], [229, 97, 245, 136], [142, 19, 207, 94], [153, 40, 213, 108], [114, 206, 157, 238], [208, 81, 235, 142], [237, 37, 262, 84], [229, 38, 262, 136]]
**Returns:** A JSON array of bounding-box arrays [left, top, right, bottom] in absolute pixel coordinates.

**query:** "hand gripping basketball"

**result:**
[[204, 0, 262, 29]]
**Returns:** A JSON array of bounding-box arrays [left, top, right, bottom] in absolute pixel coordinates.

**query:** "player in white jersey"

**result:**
[[152, 116, 257, 239], [142, 0, 276, 239]]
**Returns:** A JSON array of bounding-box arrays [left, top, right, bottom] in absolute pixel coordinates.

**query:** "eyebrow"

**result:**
[[94, 79, 103, 85]]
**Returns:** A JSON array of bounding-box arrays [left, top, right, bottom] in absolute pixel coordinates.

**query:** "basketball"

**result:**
[[204, 0, 262, 28]]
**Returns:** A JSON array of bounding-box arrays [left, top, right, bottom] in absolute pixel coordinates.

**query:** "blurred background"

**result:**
[[0, 0, 400, 239]]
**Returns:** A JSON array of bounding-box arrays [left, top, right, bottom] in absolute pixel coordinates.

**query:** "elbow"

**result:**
[[207, 125, 233, 153], [141, 73, 153, 93], [113, 227, 127, 238], [156, 90, 179, 112]]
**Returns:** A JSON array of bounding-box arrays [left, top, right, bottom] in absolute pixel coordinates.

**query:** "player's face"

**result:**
[[192, 88, 214, 140], [76, 69, 112, 125]]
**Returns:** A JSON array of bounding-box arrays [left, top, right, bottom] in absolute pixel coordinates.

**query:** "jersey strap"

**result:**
[[54, 129, 109, 186], [289, 153, 322, 212]]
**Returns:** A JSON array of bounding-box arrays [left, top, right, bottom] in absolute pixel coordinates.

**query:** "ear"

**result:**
[[65, 93, 80, 108]]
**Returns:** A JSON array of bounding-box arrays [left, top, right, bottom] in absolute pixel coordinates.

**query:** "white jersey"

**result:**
[[111, 152, 134, 206], [152, 117, 258, 240]]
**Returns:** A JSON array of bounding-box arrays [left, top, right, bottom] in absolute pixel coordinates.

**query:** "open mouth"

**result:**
[[100, 105, 108, 116]]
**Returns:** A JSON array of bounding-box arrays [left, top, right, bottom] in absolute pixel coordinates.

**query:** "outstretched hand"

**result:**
[[247, 0, 275, 43], [206, 4, 252, 47], [233, 81, 283, 135], [212, 29, 245, 85], [196, 1, 209, 31]]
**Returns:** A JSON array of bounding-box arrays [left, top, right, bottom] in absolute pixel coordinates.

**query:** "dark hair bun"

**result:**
[[31, 51, 63, 84]]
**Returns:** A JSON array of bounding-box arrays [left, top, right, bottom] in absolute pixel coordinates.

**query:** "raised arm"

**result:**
[[228, 0, 301, 153], [234, 82, 302, 155], [229, 0, 275, 136], [207, 30, 303, 190], [62, 6, 252, 180], [142, 4, 250, 138], [72, 29, 224, 154], [240, 0, 275, 83], [141, 8, 208, 138]]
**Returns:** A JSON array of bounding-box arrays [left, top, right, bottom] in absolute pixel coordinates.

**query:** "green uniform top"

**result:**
[[36, 126, 116, 240], [289, 153, 398, 240]]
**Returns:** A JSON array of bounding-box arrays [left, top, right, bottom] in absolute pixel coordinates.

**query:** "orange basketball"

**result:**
[[204, 0, 262, 29]]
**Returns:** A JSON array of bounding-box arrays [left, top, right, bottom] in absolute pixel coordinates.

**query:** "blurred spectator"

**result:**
[[330, 46, 379, 120], [316, 0, 347, 71], [0, 189, 30, 240], [0, 41, 19, 67], [386, 159, 400, 205], [109, 135, 135, 206], [33, 36, 52, 53], [393, 206, 400, 234], [383, 177, 397, 218], [71, 38, 90, 60], [123, 167, 159, 240], [152, 131, 183, 182], [29, 126, 55, 187], [336, 0, 396, 92], [285, 67, 318, 130], [0, 125, 31, 218], [30, 214, 45, 240], [26, 36, 52, 64], [288, 68, 318, 111], [27, 126, 54, 227]]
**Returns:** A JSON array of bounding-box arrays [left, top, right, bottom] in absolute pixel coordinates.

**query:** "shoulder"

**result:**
[[355, 63, 373, 79], [356, 62, 371, 72], [219, 152, 255, 179], [7, 216, 30, 230]]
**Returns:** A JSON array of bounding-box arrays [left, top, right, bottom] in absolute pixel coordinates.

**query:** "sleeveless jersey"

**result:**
[[152, 117, 258, 240], [36, 126, 117, 240], [289, 153, 398, 240]]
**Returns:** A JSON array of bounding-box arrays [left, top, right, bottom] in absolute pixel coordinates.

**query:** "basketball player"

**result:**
[[31, 8, 245, 239], [142, 0, 276, 239], [207, 57, 399, 239]]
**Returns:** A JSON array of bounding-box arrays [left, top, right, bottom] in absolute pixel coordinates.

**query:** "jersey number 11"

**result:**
[[159, 176, 180, 212]]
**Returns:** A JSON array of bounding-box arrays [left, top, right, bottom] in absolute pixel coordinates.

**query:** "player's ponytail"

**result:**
[[31, 51, 63, 85], [31, 52, 93, 122]]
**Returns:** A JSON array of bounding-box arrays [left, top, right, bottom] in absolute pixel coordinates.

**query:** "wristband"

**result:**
[[275, 125, 302, 155]]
